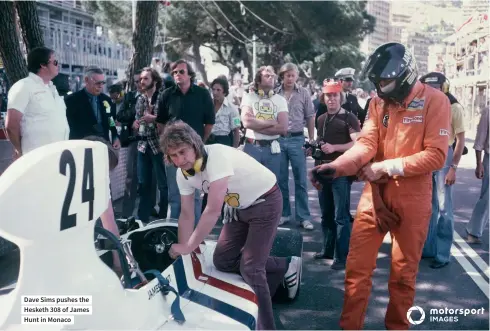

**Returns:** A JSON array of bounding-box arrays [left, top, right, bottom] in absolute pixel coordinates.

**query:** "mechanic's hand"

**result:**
[[169, 243, 192, 259], [445, 167, 456, 185], [320, 143, 336, 154], [357, 162, 387, 182], [475, 162, 484, 179]]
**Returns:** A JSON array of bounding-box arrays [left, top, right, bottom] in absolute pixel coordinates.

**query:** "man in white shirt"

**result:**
[[241, 66, 288, 179], [5, 47, 69, 159], [162, 121, 301, 331]]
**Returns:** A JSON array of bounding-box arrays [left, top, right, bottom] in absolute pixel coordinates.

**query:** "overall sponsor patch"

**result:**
[[407, 98, 425, 111], [439, 129, 449, 136], [403, 115, 423, 124], [382, 114, 389, 127]]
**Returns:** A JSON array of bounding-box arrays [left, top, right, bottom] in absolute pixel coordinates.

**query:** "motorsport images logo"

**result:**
[[407, 306, 486, 325], [407, 306, 425, 325]]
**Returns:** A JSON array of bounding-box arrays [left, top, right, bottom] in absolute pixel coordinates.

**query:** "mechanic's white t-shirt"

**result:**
[[241, 91, 288, 140], [176, 144, 276, 209]]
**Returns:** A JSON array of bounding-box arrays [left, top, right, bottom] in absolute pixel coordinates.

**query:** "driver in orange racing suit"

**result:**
[[310, 42, 451, 330]]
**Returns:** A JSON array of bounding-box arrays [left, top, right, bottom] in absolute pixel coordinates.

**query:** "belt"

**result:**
[[282, 131, 304, 138], [258, 183, 279, 199], [246, 138, 276, 146]]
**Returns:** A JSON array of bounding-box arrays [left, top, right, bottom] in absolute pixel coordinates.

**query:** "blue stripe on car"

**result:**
[[173, 258, 256, 330]]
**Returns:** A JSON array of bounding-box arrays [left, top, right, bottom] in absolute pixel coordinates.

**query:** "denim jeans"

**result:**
[[320, 176, 352, 263], [422, 146, 454, 263], [243, 142, 281, 180], [137, 150, 168, 223], [278, 136, 311, 223], [165, 163, 202, 225], [466, 153, 489, 238]]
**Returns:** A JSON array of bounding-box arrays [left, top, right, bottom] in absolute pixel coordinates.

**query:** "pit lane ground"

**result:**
[[250, 137, 488, 330], [0, 137, 488, 330]]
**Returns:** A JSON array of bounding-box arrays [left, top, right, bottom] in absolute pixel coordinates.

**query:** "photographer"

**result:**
[[308, 79, 360, 270]]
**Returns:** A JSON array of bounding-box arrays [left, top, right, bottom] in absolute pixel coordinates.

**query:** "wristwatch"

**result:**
[[450, 164, 458, 170]]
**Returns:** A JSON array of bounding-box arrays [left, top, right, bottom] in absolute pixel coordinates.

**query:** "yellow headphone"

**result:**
[[181, 150, 208, 179], [257, 89, 274, 98], [442, 78, 450, 94]]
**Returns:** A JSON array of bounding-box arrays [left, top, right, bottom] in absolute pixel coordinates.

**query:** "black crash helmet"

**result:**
[[360, 42, 418, 103]]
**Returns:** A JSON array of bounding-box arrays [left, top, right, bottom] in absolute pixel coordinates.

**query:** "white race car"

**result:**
[[0, 140, 303, 330]]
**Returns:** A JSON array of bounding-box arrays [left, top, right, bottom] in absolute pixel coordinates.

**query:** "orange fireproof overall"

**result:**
[[330, 81, 451, 330]]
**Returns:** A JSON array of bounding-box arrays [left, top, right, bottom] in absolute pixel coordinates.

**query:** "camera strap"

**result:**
[[321, 109, 342, 138]]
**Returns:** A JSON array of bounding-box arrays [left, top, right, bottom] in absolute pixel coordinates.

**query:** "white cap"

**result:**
[[334, 67, 355, 79]]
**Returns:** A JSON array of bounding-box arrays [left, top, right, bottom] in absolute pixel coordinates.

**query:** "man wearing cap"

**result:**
[[310, 43, 451, 330], [312, 79, 360, 268], [275, 63, 315, 230], [337, 68, 366, 124], [420, 72, 466, 269]]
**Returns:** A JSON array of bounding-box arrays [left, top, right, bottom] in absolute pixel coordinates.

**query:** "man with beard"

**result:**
[[241, 66, 288, 179], [133, 67, 168, 223]]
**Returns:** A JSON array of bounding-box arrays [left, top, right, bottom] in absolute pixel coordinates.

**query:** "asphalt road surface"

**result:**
[[1, 138, 488, 330], [264, 138, 489, 330]]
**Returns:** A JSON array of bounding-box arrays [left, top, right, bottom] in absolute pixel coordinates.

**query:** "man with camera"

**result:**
[[308, 79, 360, 270]]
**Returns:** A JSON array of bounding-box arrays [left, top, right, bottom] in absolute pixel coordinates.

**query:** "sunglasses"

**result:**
[[90, 77, 106, 86], [48, 60, 58, 66], [172, 69, 186, 76]]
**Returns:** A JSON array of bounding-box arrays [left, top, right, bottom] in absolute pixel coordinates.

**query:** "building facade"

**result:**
[[36, 0, 131, 89], [360, 0, 391, 56]]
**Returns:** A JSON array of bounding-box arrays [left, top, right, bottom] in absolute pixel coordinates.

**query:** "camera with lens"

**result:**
[[304, 140, 324, 160]]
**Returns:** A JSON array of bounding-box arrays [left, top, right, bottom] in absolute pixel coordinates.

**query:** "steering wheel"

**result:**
[[141, 228, 178, 271]]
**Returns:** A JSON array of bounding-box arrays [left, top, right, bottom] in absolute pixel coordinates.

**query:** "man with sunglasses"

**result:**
[[156, 59, 215, 223], [65, 66, 120, 149], [6, 47, 70, 159]]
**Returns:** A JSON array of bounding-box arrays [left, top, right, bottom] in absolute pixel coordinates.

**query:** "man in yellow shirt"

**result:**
[[420, 72, 466, 268]]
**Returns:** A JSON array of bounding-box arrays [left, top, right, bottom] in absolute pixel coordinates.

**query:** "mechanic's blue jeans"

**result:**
[[137, 150, 168, 223], [423, 146, 454, 263], [278, 136, 311, 223], [320, 176, 352, 263], [243, 142, 281, 180], [165, 163, 201, 225], [466, 153, 489, 238]]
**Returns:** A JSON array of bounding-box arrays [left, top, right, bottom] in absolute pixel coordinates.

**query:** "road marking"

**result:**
[[451, 243, 489, 299], [453, 230, 490, 279]]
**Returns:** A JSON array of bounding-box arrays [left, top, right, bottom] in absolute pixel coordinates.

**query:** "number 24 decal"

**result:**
[[59, 148, 95, 231]]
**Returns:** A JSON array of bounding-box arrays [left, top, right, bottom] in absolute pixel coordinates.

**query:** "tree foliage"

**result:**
[[84, 0, 375, 84], [0, 1, 28, 85]]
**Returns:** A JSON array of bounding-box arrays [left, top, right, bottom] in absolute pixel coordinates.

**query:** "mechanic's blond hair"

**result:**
[[160, 121, 205, 163]]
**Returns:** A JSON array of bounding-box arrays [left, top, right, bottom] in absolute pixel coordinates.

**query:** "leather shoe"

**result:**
[[430, 261, 449, 269], [314, 252, 333, 260]]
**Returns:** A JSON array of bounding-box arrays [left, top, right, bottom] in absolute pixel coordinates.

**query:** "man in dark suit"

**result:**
[[65, 66, 120, 149]]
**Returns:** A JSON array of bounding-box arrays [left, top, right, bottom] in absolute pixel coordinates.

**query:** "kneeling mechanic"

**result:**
[[163, 121, 301, 331]]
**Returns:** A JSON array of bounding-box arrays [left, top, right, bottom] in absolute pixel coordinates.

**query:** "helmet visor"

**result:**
[[361, 49, 411, 82]]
